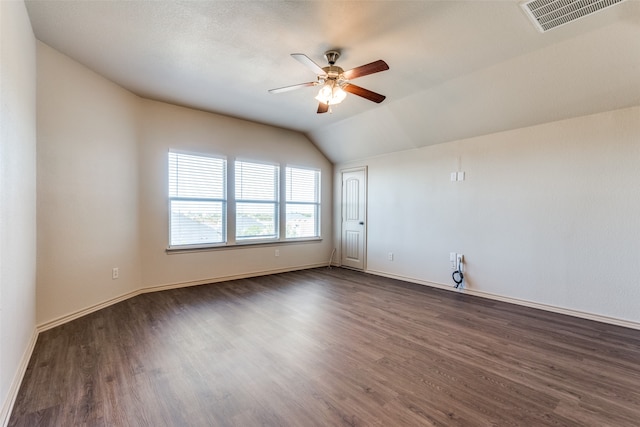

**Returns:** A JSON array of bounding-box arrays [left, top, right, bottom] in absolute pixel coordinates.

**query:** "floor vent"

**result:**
[[521, 0, 627, 32]]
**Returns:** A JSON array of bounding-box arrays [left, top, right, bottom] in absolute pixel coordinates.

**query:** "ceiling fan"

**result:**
[[268, 50, 389, 114]]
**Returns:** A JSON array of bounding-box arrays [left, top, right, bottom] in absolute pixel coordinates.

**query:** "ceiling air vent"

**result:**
[[521, 0, 627, 32]]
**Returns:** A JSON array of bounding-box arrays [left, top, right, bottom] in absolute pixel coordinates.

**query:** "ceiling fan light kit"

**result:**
[[269, 50, 389, 114], [314, 81, 347, 106]]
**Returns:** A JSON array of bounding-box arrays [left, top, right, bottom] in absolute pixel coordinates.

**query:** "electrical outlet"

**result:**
[[450, 252, 457, 270], [456, 254, 464, 272], [112, 267, 119, 280], [388, 252, 394, 261], [275, 249, 280, 257]]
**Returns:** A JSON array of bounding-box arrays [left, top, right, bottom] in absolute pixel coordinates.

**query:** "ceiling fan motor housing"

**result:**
[[324, 50, 341, 65], [323, 51, 344, 81]]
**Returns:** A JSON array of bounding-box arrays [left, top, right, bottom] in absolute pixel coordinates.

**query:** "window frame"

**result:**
[[167, 150, 227, 249], [234, 159, 280, 243], [284, 165, 321, 240], [166, 152, 322, 252]]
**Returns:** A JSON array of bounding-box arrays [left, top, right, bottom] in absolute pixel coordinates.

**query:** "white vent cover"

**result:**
[[521, 0, 627, 32]]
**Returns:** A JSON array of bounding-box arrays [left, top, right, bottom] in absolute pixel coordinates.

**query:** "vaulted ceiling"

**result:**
[[25, 1, 640, 163]]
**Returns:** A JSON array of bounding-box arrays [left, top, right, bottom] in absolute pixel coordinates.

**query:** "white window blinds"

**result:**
[[286, 167, 320, 238], [168, 152, 226, 246], [235, 161, 279, 240]]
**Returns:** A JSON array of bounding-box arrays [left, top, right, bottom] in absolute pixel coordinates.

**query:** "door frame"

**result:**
[[340, 166, 367, 270]]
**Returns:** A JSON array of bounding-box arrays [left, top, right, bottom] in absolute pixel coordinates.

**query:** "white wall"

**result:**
[[36, 42, 142, 325], [335, 106, 640, 326], [138, 100, 333, 288], [0, 1, 37, 423]]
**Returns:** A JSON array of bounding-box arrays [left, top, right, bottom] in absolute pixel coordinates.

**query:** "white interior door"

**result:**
[[341, 168, 367, 270]]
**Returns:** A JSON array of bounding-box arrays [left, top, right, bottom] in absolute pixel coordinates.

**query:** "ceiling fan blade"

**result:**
[[291, 53, 326, 75], [342, 60, 389, 80], [343, 84, 386, 103], [317, 102, 329, 114], [268, 82, 316, 94]]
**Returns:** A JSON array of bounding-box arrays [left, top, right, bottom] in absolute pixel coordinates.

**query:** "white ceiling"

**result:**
[[25, 1, 640, 163]]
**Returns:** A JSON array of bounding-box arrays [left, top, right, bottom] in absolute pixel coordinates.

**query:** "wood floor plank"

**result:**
[[9, 268, 640, 426]]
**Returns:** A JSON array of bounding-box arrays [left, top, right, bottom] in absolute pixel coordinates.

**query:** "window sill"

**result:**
[[166, 238, 322, 254]]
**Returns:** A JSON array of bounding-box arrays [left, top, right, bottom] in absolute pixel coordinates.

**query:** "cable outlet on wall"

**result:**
[[112, 267, 119, 280], [456, 254, 464, 271]]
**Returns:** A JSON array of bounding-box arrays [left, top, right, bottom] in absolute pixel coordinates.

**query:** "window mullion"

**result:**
[[227, 158, 236, 245], [279, 166, 287, 240]]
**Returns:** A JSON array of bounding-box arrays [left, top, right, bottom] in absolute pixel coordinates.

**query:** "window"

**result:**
[[168, 153, 321, 249], [168, 151, 226, 247], [286, 167, 320, 238], [235, 161, 279, 240]]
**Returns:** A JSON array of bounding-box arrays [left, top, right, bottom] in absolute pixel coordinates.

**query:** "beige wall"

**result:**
[[0, 1, 37, 422], [138, 100, 333, 288], [35, 43, 334, 326], [335, 106, 640, 326], [36, 42, 142, 324]]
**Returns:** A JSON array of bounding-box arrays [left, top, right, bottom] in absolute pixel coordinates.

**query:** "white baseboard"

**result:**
[[365, 269, 640, 331], [37, 263, 329, 333], [1, 328, 38, 427], [137, 262, 329, 294], [37, 289, 142, 333], [39, 264, 640, 333]]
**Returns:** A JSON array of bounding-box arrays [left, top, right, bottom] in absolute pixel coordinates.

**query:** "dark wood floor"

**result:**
[[9, 268, 640, 426]]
